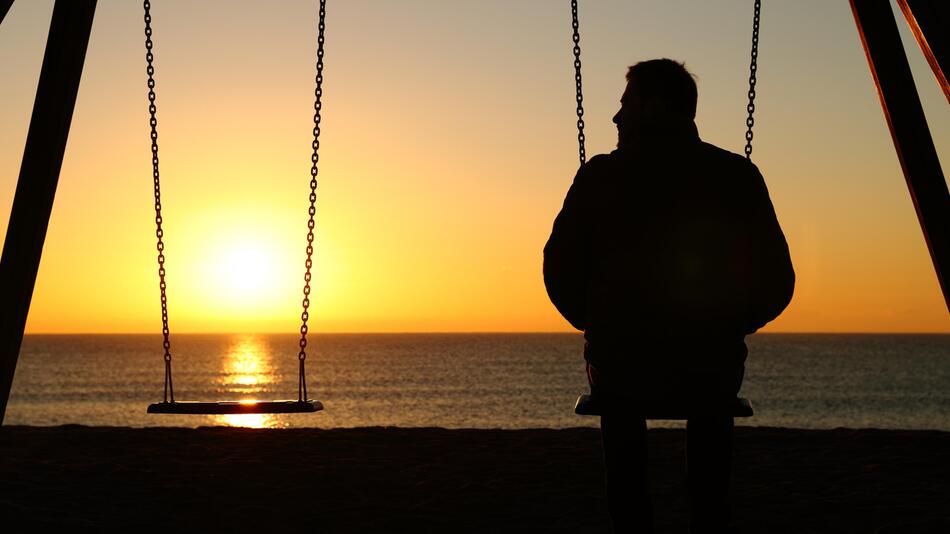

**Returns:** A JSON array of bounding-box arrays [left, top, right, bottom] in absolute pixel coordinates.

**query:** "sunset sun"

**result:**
[[186, 230, 301, 317], [222, 247, 277, 297]]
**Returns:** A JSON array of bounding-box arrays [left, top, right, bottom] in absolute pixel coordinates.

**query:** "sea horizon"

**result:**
[[6, 333, 948, 431], [19, 331, 950, 335]]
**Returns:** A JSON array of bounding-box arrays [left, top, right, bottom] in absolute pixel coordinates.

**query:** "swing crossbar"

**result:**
[[147, 399, 323, 415], [574, 394, 753, 419]]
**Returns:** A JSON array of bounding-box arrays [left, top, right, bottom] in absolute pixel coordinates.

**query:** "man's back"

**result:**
[[544, 128, 794, 388]]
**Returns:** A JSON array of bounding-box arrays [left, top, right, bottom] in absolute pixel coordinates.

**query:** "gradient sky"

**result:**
[[1, 0, 948, 333]]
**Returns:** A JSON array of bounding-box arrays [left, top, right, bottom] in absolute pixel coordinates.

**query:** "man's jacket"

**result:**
[[543, 124, 794, 383]]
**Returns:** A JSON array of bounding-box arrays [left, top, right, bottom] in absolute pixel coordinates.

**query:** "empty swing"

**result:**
[[569, 0, 762, 419], [144, 0, 327, 415]]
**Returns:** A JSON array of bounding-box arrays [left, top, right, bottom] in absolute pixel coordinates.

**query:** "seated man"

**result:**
[[543, 59, 794, 533]]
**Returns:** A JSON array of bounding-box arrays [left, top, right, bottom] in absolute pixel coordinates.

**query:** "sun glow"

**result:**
[[175, 210, 307, 326], [145, 202, 345, 331], [202, 236, 291, 307], [221, 247, 277, 299]]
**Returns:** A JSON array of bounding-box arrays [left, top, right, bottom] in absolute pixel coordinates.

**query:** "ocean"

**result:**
[[4, 333, 948, 430]]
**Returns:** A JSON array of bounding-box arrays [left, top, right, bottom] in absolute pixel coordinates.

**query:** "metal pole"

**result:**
[[0, 0, 97, 425], [896, 0, 949, 103], [850, 0, 950, 313], [0, 1, 14, 26]]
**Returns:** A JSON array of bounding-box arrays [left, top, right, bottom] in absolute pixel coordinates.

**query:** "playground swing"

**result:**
[[145, 0, 327, 415], [569, 0, 762, 419]]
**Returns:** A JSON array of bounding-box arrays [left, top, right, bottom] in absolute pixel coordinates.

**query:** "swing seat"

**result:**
[[574, 394, 752, 419], [147, 399, 323, 415]]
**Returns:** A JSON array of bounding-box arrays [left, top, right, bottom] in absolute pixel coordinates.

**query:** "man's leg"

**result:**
[[600, 412, 653, 533], [686, 415, 734, 533]]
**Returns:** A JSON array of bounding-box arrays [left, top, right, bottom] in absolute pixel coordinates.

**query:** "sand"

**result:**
[[1, 426, 948, 533]]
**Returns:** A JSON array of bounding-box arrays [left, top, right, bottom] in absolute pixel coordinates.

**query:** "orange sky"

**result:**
[[1, 1, 948, 333]]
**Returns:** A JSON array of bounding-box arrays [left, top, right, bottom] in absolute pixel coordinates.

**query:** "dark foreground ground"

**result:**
[[1, 426, 948, 533]]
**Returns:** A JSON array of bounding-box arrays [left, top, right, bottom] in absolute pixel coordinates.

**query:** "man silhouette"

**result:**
[[544, 59, 794, 533]]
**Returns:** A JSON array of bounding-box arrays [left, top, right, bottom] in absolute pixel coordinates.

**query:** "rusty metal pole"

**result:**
[[0, 0, 97, 425], [850, 0, 950, 313], [896, 0, 949, 103]]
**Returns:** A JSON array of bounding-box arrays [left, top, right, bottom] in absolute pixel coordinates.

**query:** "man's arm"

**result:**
[[543, 164, 594, 331], [744, 164, 795, 333]]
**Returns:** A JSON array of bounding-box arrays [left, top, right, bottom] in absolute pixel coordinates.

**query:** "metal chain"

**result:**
[[744, 0, 761, 159], [571, 0, 586, 166], [143, 0, 174, 403], [298, 0, 327, 402]]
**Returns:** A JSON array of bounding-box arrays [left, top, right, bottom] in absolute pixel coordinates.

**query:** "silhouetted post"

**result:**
[[850, 0, 950, 312], [896, 0, 949, 102], [0, 1, 14, 26], [0, 0, 97, 425]]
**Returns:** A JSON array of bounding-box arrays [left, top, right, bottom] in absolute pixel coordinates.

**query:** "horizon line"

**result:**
[[20, 330, 950, 336]]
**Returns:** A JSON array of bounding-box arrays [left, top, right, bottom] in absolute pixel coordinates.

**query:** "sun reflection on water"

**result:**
[[217, 413, 286, 429], [220, 336, 276, 394], [213, 336, 285, 429]]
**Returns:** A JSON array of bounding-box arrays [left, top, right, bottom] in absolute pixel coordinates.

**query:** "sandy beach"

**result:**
[[0, 426, 947, 532]]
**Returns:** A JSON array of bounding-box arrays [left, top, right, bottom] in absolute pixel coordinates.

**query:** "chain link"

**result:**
[[571, 0, 586, 166], [297, 0, 327, 402], [744, 0, 761, 160], [143, 0, 174, 403]]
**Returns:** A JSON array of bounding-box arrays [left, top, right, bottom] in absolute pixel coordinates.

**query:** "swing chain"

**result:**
[[571, 0, 586, 166], [744, 0, 761, 160], [297, 0, 327, 402], [143, 0, 174, 403]]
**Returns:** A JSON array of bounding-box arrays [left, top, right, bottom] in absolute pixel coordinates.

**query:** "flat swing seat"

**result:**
[[147, 399, 323, 415], [574, 394, 753, 419]]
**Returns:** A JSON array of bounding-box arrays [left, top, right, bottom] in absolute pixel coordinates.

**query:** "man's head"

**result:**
[[613, 59, 697, 148]]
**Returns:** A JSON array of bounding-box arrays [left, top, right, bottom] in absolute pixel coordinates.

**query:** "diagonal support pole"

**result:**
[[896, 0, 949, 103], [0, 1, 14, 26], [0, 0, 97, 426], [850, 0, 950, 313]]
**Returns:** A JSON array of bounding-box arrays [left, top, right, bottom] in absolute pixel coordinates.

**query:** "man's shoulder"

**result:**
[[696, 141, 766, 196], [698, 141, 755, 170], [583, 153, 617, 172], [570, 153, 619, 188], [586, 142, 760, 180]]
